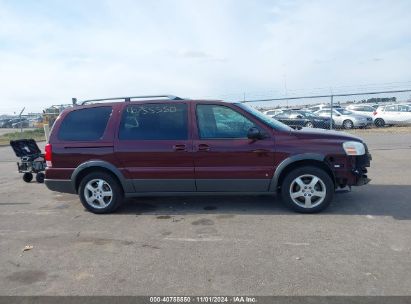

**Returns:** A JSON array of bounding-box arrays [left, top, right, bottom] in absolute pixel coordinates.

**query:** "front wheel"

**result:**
[[305, 121, 314, 128], [78, 172, 123, 214], [281, 166, 334, 213], [343, 119, 354, 129]]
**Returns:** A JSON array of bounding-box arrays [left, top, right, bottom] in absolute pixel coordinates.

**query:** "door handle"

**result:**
[[198, 144, 210, 151], [252, 149, 270, 154], [173, 144, 187, 151]]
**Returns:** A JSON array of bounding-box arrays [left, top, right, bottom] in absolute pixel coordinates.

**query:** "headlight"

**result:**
[[343, 141, 365, 156]]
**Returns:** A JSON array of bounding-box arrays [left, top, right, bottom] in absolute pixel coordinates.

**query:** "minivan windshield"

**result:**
[[236, 103, 292, 132]]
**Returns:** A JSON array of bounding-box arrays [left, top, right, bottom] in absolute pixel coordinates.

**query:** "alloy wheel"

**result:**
[[83, 179, 113, 209], [289, 174, 327, 208]]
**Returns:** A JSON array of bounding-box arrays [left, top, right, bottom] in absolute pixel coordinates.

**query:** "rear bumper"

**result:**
[[44, 179, 76, 194]]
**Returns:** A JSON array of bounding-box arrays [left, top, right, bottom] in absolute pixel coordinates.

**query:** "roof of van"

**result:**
[[72, 95, 238, 106]]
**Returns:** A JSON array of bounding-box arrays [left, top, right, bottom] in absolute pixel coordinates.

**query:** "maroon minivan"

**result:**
[[44, 95, 371, 214]]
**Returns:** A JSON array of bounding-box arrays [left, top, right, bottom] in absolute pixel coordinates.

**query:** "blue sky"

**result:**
[[0, 0, 411, 113]]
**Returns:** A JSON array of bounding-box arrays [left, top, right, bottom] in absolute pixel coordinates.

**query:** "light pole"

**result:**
[[19, 107, 25, 138]]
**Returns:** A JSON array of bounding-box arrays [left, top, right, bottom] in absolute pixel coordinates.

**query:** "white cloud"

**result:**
[[0, 0, 410, 113]]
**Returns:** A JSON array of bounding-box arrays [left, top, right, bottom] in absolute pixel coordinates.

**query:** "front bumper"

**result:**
[[351, 150, 372, 186], [332, 147, 372, 187]]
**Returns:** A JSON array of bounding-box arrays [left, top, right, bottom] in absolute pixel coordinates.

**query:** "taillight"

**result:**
[[45, 143, 52, 167], [373, 111, 377, 116]]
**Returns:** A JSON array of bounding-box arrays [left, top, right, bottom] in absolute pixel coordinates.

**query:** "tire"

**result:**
[[374, 118, 385, 128], [23, 172, 33, 183], [343, 119, 354, 129], [305, 121, 314, 128], [78, 171, 123, 214], [36, 172, 45, 183], [281, 166, 334, 213]]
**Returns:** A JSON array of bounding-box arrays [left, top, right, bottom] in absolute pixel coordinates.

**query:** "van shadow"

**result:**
[[117, 184, 411, 220]]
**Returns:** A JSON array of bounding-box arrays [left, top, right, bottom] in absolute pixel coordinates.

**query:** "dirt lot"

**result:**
[[0, 131, 410, 295]]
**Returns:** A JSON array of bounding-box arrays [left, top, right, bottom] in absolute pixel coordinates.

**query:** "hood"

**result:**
[[291, 127, 363, 142]]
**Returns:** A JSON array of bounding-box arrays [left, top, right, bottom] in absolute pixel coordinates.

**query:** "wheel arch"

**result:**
[[269, 154, 335, 192], [71, 160, 134, 193]]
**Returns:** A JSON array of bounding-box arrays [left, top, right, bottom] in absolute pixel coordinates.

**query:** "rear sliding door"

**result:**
[[114, 102, 195, 192]]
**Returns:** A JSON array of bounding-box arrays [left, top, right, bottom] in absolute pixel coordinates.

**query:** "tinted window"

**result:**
[[197, 105, 256, 139], [119, 103, 188, 140], [398, 105, 411, 112], [335, 108, 352, 115], [58, 107, 112, 141], [275, 110, 291, 118], [289, 112, 304, 118], [353, 106, 374, 112], [297, 111, 318, 118], [385, 105, 397, 112]]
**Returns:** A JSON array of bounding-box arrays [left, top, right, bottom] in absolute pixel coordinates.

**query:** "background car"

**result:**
[[315, 108, 372, 129], [0, 119, 12, 128], [374, 104, 411, 127], [11, 119, 29, 128], [306, 104, 342, 112], [345, 104, 376, 118], [263, 109, 284, 118], [1, 118, 22, 128], [274, 110, 332, 129]]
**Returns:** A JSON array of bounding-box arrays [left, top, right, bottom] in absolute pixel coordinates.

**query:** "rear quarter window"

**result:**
[[58, 107, 112, 141]]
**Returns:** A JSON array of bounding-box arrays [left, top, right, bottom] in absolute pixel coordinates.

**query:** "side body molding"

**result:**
[[269, 153, 326, 192], [71, 160, 134, 193]]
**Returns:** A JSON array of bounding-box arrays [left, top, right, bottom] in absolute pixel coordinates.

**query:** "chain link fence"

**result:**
[[242, 89, 411, 130]]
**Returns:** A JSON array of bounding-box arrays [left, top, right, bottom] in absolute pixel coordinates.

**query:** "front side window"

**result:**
[[119, 103, 188, 140], [58, 107, 112, 141], [196, 105, 256, 139]]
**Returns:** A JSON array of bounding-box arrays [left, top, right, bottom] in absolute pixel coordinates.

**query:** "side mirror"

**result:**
[[247, 127, 263, 140], [335, 113, 341, 117]]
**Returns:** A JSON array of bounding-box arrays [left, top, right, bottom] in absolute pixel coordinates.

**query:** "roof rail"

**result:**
[[72, 95, 184, 105]]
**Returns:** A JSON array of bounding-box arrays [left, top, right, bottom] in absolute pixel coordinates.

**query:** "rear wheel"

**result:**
[[343, 119, 354, 129], [281, 166, 334, 213], [374, 118, 385, 127], [79, 172, 123, 214]]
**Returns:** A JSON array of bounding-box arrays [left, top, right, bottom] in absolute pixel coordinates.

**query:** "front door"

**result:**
[[193, 103, 275, 192], [114, 102, 195, 192]]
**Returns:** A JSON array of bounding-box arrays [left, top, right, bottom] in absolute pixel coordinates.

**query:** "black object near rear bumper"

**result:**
[[44, 179, 76, 194]]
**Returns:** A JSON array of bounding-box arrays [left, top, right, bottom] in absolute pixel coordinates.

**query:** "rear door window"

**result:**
[[385, 105, 397, 112], [119, 103, 188, 140], [58, 107, 112, 141]]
